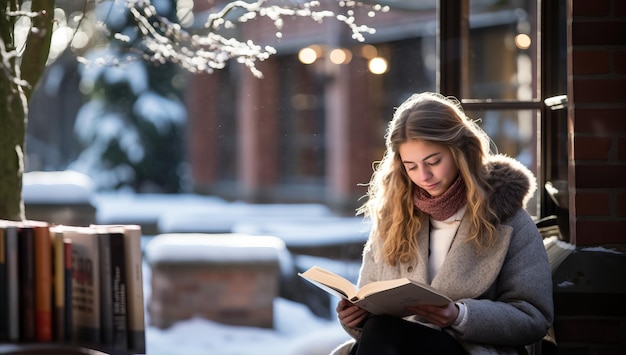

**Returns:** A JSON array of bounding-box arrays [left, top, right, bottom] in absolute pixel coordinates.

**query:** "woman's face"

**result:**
[[399, 140, 459, 197]]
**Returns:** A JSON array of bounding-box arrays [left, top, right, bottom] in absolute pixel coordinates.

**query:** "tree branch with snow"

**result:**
[[91, 0, 386, 78]]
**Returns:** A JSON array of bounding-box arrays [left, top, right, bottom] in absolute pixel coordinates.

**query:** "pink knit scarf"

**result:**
[[413, 176, 467, 221]]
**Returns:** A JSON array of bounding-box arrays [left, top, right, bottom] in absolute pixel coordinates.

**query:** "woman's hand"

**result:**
[[336, 299, 369, 328], [406, 302, 459, 328]]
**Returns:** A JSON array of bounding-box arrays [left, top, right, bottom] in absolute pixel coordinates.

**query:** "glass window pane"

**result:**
[[466, 108, 540, 217], [467, 0, 538, 100], [278, 56, 326, 184]]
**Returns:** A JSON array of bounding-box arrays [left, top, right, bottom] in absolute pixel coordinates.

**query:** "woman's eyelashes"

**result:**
[[405, 164, 417, 171], [426, 158, 441, 166], [405, 159, 440, 171]]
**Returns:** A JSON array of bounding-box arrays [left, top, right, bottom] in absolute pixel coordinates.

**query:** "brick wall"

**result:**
[[149, 262, 279, 329], [553, 1, 626, 353], [144, 234, 285, 329], [567, 0, 626, 245]]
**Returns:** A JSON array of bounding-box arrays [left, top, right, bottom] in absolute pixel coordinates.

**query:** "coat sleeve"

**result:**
[[455, 210, 554, 346]]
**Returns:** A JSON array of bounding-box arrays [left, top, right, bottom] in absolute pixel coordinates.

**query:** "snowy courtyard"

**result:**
[[23, 174, 368, 354]]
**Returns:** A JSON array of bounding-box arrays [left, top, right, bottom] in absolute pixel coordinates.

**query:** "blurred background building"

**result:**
[[26, 0, 545, 214], [185, 0, 544, 215]]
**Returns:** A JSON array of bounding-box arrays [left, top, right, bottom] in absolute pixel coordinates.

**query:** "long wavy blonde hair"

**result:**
[[358, 92, 499, 266]]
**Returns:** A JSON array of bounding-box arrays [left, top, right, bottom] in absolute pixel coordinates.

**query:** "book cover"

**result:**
[[2, 223, 19, 342], [108, 229, 128, 351], [97, 231, 114, 347], [31, 221, 53, 342], [92, 224, 144, 353], [299, 266, 452, 317], [63, 237, 73, 342], [17, 224, 36, 342], [63, 226, 101, 346], [50, 226, 67, 342]]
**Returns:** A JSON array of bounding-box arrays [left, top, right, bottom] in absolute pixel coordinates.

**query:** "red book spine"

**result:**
[[33, 223, 52, 342]]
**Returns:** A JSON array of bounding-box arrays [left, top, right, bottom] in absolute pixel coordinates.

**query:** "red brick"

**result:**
[[575, 220, 626, 244], [553, 317, 622, 343], [553, 293, 626, 317], [575, 192, 610, 215], [572, 50, 611, 74], [619, 138, 626, 160], [595, 350, 626, 355], [618, 193, 626, 217], [149, 261, 279, 329], [551, 346, 588, 355], [616, 0, 626, 17], [615, 51, 626, 75], [574, 108, 626, 133], [574, 164, 626, 188], [572, 0, 610, 17], [573, 136, 612, 160], [572, 78, 626, 103], [571, 21, 626, 46]]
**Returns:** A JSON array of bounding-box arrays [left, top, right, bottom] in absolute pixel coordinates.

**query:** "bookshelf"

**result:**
[[0, 343, 108, 354], [0, 220, 145, 355]]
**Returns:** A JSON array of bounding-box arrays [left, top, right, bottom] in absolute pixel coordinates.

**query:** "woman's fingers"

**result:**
[[337, 300, 368, 327], [406, 303, 458, 328]]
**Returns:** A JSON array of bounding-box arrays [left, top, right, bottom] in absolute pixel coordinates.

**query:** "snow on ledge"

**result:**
[[23, 170, 95, 203], [93, 192, 227, 224], [156, 203, 333, 233], [145, 233, 288, 265], [232, 217, 371, 247]]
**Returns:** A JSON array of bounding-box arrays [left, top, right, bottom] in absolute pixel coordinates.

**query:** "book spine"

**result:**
[[109, 232, 128, 351], [98, 233, 114, 346], [122, 226, 145, 353], [18, 226, 36, 342], [0, 228, 7, 341], [69, 229, 100, 346], [52, 230, 65, 342], [63, 238, 73, 342], [34, 224, 53, 342], [5, 226, 19, 342]]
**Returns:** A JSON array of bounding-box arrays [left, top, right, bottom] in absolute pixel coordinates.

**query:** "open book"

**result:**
[[298, 266, 452, 317]]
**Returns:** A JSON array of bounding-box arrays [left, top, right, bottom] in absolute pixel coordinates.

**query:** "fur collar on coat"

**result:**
[[484, 154, 537, 222]]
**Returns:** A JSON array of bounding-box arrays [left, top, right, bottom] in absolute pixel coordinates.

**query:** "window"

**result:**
[[439, 0, 551, 218]]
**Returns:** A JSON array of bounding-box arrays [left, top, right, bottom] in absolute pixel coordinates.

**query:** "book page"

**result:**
[[298, 266, 357, 299], [357, 278, 411, 299], [355, 282, 451, 317]]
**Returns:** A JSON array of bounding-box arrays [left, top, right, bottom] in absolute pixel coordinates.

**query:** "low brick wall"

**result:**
[[552, 247, 626, 354], [145, 233, 286, 329]]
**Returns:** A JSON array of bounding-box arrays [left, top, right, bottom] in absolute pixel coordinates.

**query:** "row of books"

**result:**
[[0, 220, 145, 354]]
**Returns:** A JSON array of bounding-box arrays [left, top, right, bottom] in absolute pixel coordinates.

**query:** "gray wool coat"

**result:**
[[331, 155, 554, 355]]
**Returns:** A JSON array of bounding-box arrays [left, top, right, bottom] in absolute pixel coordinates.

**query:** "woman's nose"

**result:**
[[419, 166, 432, 181]]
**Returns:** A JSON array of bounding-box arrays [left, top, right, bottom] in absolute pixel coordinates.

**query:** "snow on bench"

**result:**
[[22, 170, 97, 226], [156, 202, 334, 234]]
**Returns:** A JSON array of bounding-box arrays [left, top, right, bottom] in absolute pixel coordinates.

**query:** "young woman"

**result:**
[[332, 92, 553, 355]]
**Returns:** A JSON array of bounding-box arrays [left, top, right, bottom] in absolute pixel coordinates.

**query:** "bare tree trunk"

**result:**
[[0, 64, 26, 221], [0, 0, 54, 221]]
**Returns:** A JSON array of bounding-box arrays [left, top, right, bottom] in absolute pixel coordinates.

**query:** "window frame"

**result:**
[[438, 0, 565, 219]]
